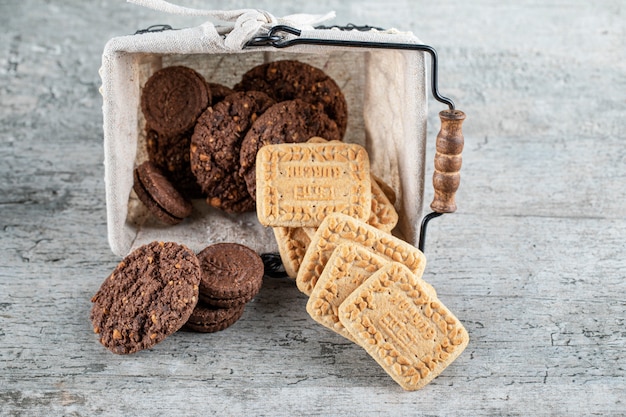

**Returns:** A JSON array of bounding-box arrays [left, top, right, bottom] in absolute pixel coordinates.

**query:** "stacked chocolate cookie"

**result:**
[[90, 242, 264, 354], [134, 60, 348, 223]]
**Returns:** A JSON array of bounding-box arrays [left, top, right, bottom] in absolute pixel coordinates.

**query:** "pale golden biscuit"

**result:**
[[338, 262, 469, 391], [371, 174, 397, 205], [273, 226, 312, 279], [304, 137, 396, 231], [368, 177, 398, 232], [296, 213, 429, 296], [256, 143, 371, 227], [306, 243, 388, 341]]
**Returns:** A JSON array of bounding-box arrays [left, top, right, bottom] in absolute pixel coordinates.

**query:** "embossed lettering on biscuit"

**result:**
[[296, 213, 429, 296], [338, 262, 469, 391], [306, 243, 388, 341], [256, 143, 372, 228]]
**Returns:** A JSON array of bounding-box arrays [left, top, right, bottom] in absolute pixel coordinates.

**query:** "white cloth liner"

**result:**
[[101, 1, 428, 257]]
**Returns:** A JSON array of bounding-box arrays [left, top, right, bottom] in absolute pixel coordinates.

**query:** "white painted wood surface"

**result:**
[[1, 1, 624, 415]]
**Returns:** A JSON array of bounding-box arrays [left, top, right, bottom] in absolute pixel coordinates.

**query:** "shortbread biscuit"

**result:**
[[338, 262, 469, 391], [371, 174, 396, 205], [296, 213, 428, 296], [304, 137, 397, 231], [306, 243, 388, 341], [256, 142, 371, 227], [368, 175, 399, 232], [273, 226, 312, 279]]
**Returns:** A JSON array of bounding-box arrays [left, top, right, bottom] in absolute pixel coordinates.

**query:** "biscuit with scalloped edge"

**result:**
[[338, 262, 468, 391], [296, 213, 430, 296], [306, 243, 387, 341]]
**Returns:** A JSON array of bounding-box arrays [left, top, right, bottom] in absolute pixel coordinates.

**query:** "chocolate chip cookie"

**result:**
[[190, 91, 275, 213], [234, 60, 348, 137], [90, 241, 201, 354], [145, 128, 203, 199]]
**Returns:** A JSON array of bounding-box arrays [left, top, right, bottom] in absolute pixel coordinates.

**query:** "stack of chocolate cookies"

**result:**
[[134, 60, 348, 223], [90, 242, 264, 354]]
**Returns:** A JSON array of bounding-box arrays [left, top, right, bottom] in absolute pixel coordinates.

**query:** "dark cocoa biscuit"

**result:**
[[198, 293, 250, 309], [207, 83, 235, 104], [145, 128, 204, 199], [141, 66, 210, 136], [196, 243, 264, 306], [90, 241, 201, 354], [133, 161, 193, 225], [238, 99, 342, 199], [183, 301, 245, 333], [190, 91, 275, 213], [234, 60, 348, 137], [204, 179, 256, 214]]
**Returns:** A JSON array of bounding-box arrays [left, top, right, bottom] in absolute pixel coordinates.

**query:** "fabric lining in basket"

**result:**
[[101, 18, 427, 256]]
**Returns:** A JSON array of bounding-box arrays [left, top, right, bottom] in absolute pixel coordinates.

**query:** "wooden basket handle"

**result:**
[[430, 109, 466, 213]]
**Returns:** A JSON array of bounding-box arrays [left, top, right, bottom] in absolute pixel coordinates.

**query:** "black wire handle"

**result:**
[[246, 25, 455, 111], [246, 25, 462, 254]]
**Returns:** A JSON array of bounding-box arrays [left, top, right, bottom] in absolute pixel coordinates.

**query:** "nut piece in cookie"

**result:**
[[234, 60, 348, 137], [133, 161, 193, 225], [239, 99, 342, 200], [141, 65, 210, 136], [338, 262, 469, 391], [190, 91, 275, 213], [196, 243, 264, 308], [90, 241, 201, 354]]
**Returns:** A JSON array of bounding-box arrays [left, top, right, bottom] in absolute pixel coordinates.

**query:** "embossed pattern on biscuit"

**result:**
[[368, 176, 399, 232], [273, 226, 312, 279], [296, 213, 428, 296], [338, 262, 469, 391], [306, 243, 388, 341], [256, 143, 372, 228]]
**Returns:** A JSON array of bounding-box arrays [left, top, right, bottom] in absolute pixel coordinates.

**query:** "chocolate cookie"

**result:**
[[234, 60, 348, 137], [196, 243, 264, 308], [190, 91, 275, 213], [239, 99, 342, 199], [133, 161, 193, 225], [183, 301, 245, 333], [207, 82, 235, 104], [90, 241, 201, 354], [145, 128, 203, 199], [141, 66, 210, 136]]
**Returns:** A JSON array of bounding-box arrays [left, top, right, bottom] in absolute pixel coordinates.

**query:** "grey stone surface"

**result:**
[[1, 0, 624, 415]]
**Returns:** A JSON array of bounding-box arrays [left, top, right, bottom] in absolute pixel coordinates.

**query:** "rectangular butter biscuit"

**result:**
[[306, 243, 388, 342], [296, 213, 430, 296], [273, 226, 312, 279], [368, 176, 398, 233], [256, 143, 371, 227], [338, 262, 469, 391]]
